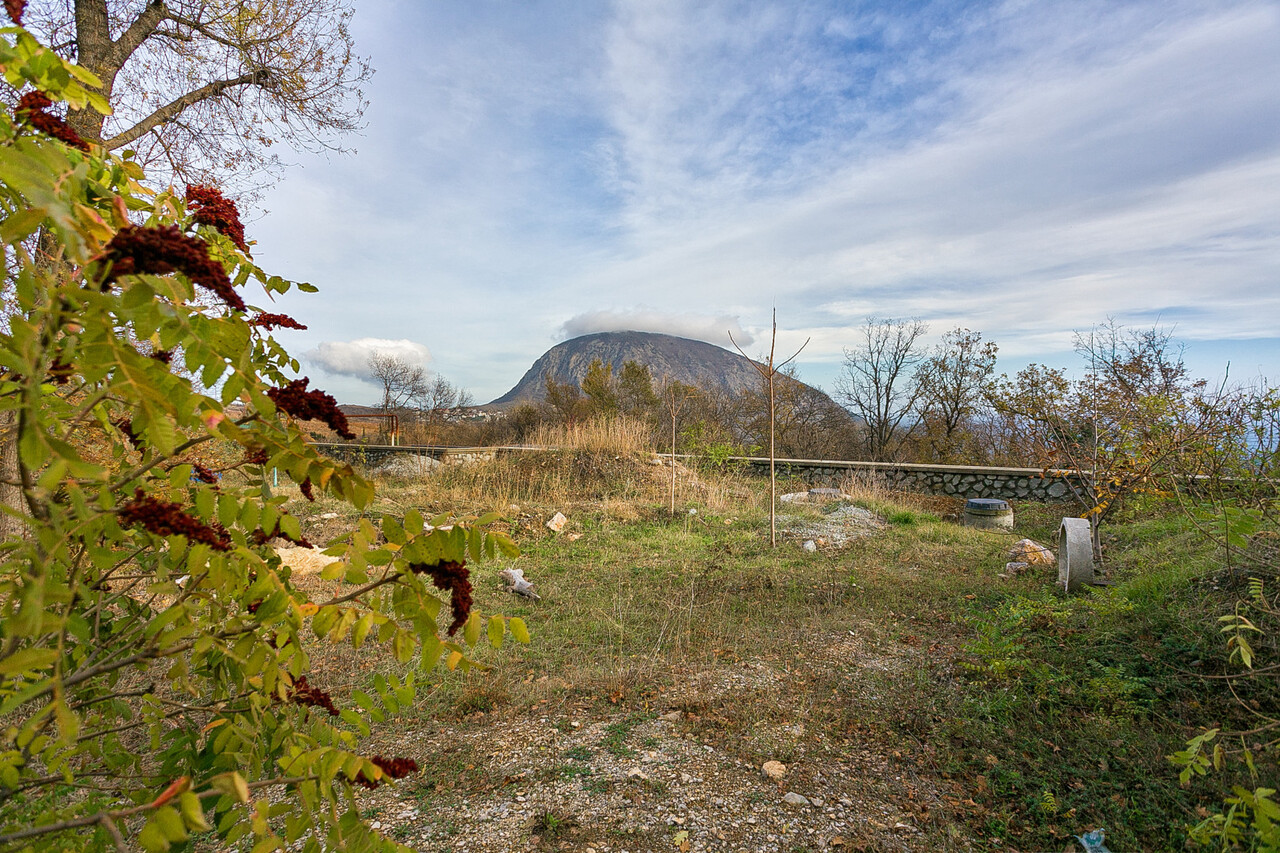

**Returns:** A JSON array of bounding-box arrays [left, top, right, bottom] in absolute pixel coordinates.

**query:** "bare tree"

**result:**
[[834, 317, 928, 461], [368, 352, 427, 414], [25, 0, 371, 192], [731, 310, 808, 548], [416, 373, 473, 444]]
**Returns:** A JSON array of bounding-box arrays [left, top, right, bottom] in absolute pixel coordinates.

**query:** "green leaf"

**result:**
[[463, 611, 482, 647], [137, 819, 171, 853], [509, 617, 531, 644], [0, 647, 58, 675], [487, 615, 505, 649], [153, 805, 188, 843], [179, 791, 211, 832]]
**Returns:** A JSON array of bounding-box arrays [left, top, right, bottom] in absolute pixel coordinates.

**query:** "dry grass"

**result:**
[[358, 435, 758, 520], [525, 416, 654, 456]]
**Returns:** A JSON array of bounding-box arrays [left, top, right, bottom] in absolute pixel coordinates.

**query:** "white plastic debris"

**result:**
[[500, 568, 540, 600]]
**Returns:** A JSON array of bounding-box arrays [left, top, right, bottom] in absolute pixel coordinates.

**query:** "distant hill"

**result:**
[[488, 330, 825, 407]]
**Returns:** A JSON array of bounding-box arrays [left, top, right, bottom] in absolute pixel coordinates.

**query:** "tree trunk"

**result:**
[[0, 409, 26, 541]]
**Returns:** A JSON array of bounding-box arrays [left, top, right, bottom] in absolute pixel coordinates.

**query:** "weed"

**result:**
[[530, 809, 577, 839]]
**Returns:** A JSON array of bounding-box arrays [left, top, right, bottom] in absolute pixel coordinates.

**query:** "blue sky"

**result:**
[[250, 0, 1280, 405]]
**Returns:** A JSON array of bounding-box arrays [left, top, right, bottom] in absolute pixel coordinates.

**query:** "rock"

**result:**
[[779, 492, 808, 504], [319, 512, 339, 520], [659, 711, 682, 722], [761, 761, 787, 781], [783, 792, 810, 806], [567, 532, 582, 542], [626, 767, 649, 780], [1004, 561, 1030, 576], [802, 540, 817, 552], [499, 568, 540, 600], [546, 512, 567, 532], [1008, 538, 1055, 566]]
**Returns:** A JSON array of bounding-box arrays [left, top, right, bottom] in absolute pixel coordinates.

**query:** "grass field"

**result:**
[[276, 441, 1275, 851]]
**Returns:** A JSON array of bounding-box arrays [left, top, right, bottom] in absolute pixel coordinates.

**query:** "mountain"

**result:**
[[488, 330, 816, 406]]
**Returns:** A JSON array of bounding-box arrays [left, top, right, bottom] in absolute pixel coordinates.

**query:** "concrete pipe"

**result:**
[[1058, 517, 1094, 593]]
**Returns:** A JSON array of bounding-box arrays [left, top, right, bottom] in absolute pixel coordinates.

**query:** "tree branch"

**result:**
[[107, 0, 167, 72], [102, 71, 271, 151]]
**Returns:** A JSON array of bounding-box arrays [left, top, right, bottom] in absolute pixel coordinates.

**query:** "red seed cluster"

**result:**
[[288, 675, 338, 717], [191, 464, 219, 484], [299, 477, 314, 502], [117, 488, 231, 551], [353, 756, 419, 789], [47, 358, 73, 384], [5, 0, 25, 25], [15, 91, 89, 151], [243, 447, 270, 466], [249, 312, 307, 330], [408, 560, 472, 636], [185, 184, 248, 252], [101, 224, 244, 312], [151, 349, 174, 364], [113, 417, 142, 449], [250, 519, 313, 549], [266, 378, 355, 440]]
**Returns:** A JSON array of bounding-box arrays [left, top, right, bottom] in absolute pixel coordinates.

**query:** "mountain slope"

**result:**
[[488, 331, 784, 406]]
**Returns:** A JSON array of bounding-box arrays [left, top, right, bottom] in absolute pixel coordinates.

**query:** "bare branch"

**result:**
[[102, 71, 269, 151]]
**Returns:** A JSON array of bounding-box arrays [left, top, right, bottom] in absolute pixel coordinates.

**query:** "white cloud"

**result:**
[[560, 308, 754, 347], [304, 339, 432, 380]]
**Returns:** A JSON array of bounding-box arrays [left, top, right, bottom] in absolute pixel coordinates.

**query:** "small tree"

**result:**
[[834, 317, 928, 461], [993, 322, 1219, 560], [731, 311, 808, 548], [914, 328, 998, 462], [0, 26, 524, 851], [660, 381, 696, 516]]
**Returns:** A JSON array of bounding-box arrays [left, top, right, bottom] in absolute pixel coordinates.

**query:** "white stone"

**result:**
[[546, 512, 567, 532]]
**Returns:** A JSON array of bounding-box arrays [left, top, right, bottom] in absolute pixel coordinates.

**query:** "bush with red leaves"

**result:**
[[117, 489, 231, 551], [14, 91, 89, 151], [100, 224, 244, 311], [288, 675, 338, 717], [353, 756, 419, 789], [185, 184, 248, 252], [408, 560, 472, 636], [5, 0, 25, 26], [266, 378, 355, 440], [250, 312, 307, 331]]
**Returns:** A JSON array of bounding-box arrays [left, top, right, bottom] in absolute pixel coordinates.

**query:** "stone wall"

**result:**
[[310, 443, 1084, 502], [738, 458, 1084, 502]]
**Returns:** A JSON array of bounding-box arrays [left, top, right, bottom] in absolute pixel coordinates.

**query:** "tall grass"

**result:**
[[525, 416, 655, 455]]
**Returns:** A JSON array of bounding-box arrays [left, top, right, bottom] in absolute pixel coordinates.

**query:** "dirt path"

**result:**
[[355, 631, 966, 853]]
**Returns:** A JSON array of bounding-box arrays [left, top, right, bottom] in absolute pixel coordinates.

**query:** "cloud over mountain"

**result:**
[[561, 308, 754, 348]]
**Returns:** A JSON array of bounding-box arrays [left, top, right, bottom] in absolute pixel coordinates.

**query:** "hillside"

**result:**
[[488, 330, 815, 406]]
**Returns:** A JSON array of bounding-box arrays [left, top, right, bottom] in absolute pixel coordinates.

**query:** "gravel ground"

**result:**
[[353, 627, 965, 853]]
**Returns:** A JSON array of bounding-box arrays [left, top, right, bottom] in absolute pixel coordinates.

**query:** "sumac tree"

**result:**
[[0, 20, 523, 852]]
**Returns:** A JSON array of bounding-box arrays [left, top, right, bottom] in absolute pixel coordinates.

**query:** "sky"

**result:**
[[250, 0, 1280, 406]]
